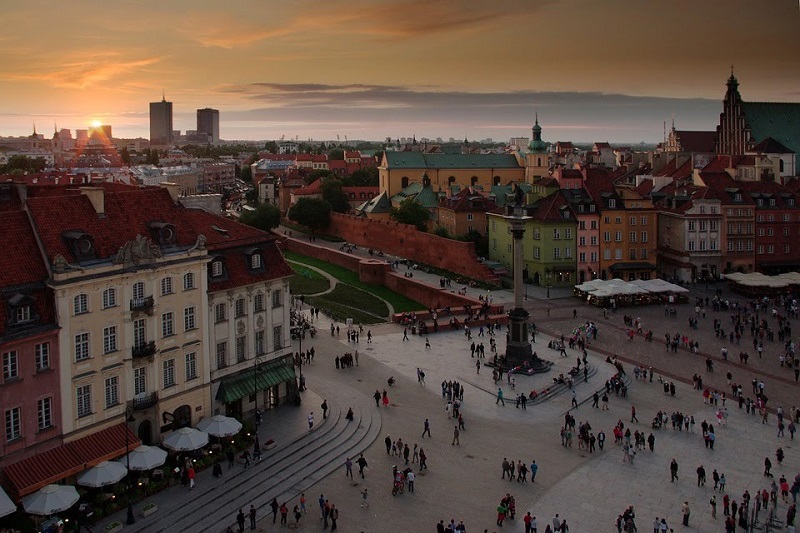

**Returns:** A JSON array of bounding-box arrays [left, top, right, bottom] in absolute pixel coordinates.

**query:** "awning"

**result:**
[[216, 360, 296, 404], [609, 262, 657, 272], [1, 423, 140, 500]]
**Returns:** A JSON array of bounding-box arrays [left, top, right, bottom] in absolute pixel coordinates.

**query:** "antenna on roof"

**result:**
[[162, 89, 166, 102]]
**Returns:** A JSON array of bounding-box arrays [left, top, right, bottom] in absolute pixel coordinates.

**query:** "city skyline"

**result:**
[[0, 0, 798, 143]]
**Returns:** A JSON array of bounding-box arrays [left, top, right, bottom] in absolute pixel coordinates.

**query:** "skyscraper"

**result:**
[[149, 95, 173, 147], [196, 108, 220, 145]]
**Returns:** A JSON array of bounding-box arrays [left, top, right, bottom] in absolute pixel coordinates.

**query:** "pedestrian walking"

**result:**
[[530, 460, 538, 482], [385, 435, 392, 454], [249, 504, 256, 530], [571, 390, 578, 408], [308, 411, 314, 431], [237, 509, 246, 533], [682, 501, 690, 526], [361, 488, 369, 508], [330, 504, 339, 530], [187, 465, 195, 490], [670, 458, 679, 482], [269, 498, 279, 523], [422, 418, 431, 437], [407, 470, 415, 492], [496, 388, 505, 406], [452, 425, 460, 445], [373, 390, 381, 407], [357, 454, 368, 478], [280, 502, 288, 525], [344, 457, 353, 479], [321, 400, 328, 419], [710, 495, 717, 518], [631, 405, 639, 423]]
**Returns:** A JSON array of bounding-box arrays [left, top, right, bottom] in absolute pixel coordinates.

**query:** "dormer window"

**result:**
[[16, 306, 31, 323], [211, 258, 224, 278], [251, 254, 262, 269], [608, 199, 616, 208], [245, 248, 264, 272], [769, 199, 776, 207], [734, 193, 742, 202], [7, 293, 38, 327], [148, 221, 177, 247], [62, 230, 96, 262]]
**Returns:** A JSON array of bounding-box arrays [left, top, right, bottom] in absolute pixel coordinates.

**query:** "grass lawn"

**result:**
[[307, 285, 390, 324], [283, 250, 425, 313], [289, 263, 331, 295]]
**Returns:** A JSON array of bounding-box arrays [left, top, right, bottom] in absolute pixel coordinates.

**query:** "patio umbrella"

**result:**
[[196, 415, 242, 438], [21, 484, 79, 516], [0, 486, 15, 518], [161, 427, 209, 452], [76, 461, 128, 488], [117, 445, 168, 471]]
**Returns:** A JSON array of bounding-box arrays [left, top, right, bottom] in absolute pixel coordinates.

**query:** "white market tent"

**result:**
[[575, 278, 687, 297], [724, 271, 800, 294]]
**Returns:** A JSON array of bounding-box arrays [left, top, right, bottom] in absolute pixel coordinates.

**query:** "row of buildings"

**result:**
[[368, 73, 800, 285], [0, 181, 295, 499]]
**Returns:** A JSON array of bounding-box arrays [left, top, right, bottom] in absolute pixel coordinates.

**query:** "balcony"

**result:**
[[132, 341, 157, 359], [130, 296, 154, 313], [129, 392, 159, 411]]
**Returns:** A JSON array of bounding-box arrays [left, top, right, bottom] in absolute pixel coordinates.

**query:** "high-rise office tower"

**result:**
[[149, 95, 173, 146], [196, 108, 220, 145]]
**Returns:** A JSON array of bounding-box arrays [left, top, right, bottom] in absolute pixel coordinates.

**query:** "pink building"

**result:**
[[0, 210, 62, 469]]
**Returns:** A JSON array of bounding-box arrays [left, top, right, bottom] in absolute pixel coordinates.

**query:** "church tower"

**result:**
[[715, 68, 754, 156], [525, 115, 550, 182]]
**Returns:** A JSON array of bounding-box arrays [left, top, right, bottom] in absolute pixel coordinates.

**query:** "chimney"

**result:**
[[161, 181, 180, 203], [80, 186, 105, 216]]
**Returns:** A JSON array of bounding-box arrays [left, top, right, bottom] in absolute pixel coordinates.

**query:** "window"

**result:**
[[102, 288, 117, 309], [629, 249, 637, 260], [77, 385, 92, 417], [629, 216, 636, 225], [105, 377, 118, 408], [103, 326, 117, 354], [615, 217, 622, 224], [579, 237, 586, 246], [272, 290, 282, 308], [710, 240, 717, 250], [75, 333, 90, 361], [211, 260, 223, 277], [699, 206, 706, 214], [161, 312, 174, 337], [163, 359, 176, 388], [641, 232, 648, 243], [133, 319, 146, 348], [579, 252, 586, 262], [629, 232, 636, 242], [640, 248, 648, 259], [564, 228, 572, 239], [184, 307, 196, 331], [737, 241, 744, 252], [37, 398, 52, 430], [236, 337, 246, 363], [590, 236, 598, 246], [553, 248, 560, 259], [183, 272, 195, 290], [185, 352, 197, 380], [590, 220, 597, 229], [161, 277, 173, 296], [589, 205, 596, 213], [74, 293, 88, 315], [727, 241, 734, 252], [590, 252, 598, 262], [254, 293, 264, 312], [255, 330, 265, 355], [564, 247, 572, 258], [711, 206, 718, 214], [767, 228, 774, 237], [35, 343, 50, 371], [603, 216, 610, 224], [615, 231, 622, 242], [757, 228, 765, 237], [3, 351, 19, 380], [273, 326, 283, 351], [710, 221, 718, 231], [216, 342, 227, 369], [688, 241, 695, 251], [785, 244, 791, 254], [603, 249, 611, 260], [767, 245, 774, 254], [533, 247, 540, 259], [132, 282, 145, 301], [688, 221, 696, 231], [466, 213, 474, 221], [608, 199, 616, 208], [215, 303, 227, 322], [757, 215, 765, 222], [134, 367, 146, 396], [699, 221, 707, 231], [15, 306, 31, 323], [553, 228, 561, 240], [579, 221, 586, 230], [250, 254, 262, 269], [784, 214, 791, 222], [615, 249, 622, 260], [746, 241, 752, 251], [699, 240, 707, 251], [641, 216, 647, 225], [784, 228, 790, 236], [533, 229, 540, 240], [757, 245, 764, 255], [5, 407, 21, 441], [235, 298, 246, 318]]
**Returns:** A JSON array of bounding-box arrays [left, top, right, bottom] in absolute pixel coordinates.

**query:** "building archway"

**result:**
[[172, 405, 192, 429], [401, 176, 409, 188], [137, 420, 152, 446]]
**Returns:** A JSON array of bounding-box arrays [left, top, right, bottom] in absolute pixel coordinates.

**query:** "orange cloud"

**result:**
[[2, 55, 162, 90]]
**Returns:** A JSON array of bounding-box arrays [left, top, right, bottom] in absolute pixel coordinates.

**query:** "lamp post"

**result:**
[[545, 269, 552, 299], [124, 406, 136, 525], [253, 355, 263, 426]]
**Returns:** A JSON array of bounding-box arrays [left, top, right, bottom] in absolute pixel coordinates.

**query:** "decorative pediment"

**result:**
[[114, 234, 163, 267]]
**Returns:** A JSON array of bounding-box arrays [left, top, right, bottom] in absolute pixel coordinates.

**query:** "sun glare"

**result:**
[[90, 120, 102, 128]]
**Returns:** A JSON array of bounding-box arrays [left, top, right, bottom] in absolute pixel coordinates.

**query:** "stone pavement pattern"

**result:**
[[95, 269, 800, 532]]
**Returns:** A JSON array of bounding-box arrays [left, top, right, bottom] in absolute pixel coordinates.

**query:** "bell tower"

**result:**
[[525, 114, 549, 182]]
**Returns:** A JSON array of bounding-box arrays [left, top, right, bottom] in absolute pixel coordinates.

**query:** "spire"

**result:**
[[162, 89, 166, 102]]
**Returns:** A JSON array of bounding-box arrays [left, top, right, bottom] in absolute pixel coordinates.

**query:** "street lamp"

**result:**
[[124, 406, 136, 525], [545, 269, 552, 299]]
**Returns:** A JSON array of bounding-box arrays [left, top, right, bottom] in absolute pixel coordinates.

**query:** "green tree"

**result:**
[[245, 188, 259, 205], [390, 198, 429, 231], [288, 198, 331, 235], [328, 148, 344, 160], [264, 141, 278, 154], [120, 147, 131, 165], [433, 226, 451, 239], [321, 178, 351, 213], [460, 229, 489, 257], [2, 154, 46, 174], [239, 203, 280, 232], [342, 166, 378, 187], [240, 164, 252, 182]]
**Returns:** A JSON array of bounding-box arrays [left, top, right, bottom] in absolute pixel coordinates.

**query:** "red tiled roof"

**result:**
[[1, 423, 140, 499], [439, 187, 498, 212], [0, 211, 48, 288], [343, 186, 379, 196], [294, 178, 322, 196], [26, 188, 199, 263]]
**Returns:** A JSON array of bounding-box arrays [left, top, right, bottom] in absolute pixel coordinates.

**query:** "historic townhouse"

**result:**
[[562, 189, 600, 284], [25, 186, 212, 445], [0, 211, 62, 469], [182, 210, 295, 421]]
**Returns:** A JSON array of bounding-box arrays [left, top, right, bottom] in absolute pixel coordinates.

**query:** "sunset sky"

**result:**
[[1, 0, 798, 143]]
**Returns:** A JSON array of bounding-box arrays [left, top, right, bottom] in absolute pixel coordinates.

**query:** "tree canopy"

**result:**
[[0, 155, 47, 174], [390, 198, 429, 231], [239, 203, 281, 232], [342, 166, 378, 187], [288, 197, 331, 234], [321, 178, 351, 213]]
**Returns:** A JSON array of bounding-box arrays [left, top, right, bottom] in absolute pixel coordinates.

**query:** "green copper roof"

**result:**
[[742, 102, 800, 174], [384, 152, 522, 170]]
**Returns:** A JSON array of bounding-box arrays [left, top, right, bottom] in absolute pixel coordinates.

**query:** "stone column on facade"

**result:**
[[504, 210, 550, 373]]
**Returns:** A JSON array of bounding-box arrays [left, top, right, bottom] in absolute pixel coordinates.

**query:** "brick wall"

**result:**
[[325, 213, 499, 283]]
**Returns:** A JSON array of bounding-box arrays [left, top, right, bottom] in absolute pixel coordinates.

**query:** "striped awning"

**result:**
[[216, 361, 296, 404], [1, 423, 140, 500]]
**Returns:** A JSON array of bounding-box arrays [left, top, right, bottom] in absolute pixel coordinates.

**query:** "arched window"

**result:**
[[183, 272, 195, 290], [401, 176, 409, 188], [102, 288, 117, 309]]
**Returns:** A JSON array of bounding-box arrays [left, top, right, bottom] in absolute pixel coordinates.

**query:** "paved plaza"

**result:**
[[95, 267, 800, 532]]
